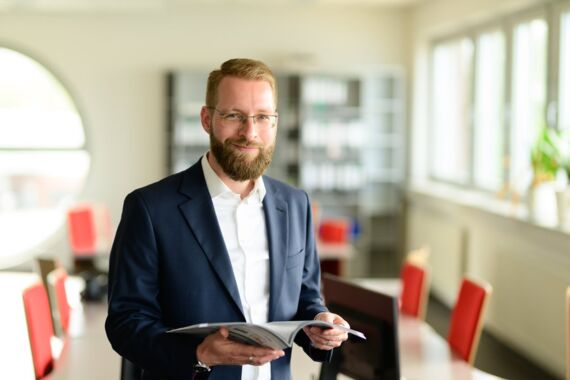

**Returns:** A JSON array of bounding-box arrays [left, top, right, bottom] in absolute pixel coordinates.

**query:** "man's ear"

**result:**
[[200, 106, 211, 134]]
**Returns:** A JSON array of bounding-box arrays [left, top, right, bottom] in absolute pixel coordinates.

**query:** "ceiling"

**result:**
[[0, 0, 430, 12]]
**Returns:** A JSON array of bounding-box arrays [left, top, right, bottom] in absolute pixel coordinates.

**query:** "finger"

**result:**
[[244, 351, 284, 366], [306, 331, 346, 348], [218, 327, 230, 339]]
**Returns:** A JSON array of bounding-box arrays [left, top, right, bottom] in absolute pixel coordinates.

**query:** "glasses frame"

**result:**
[[207, 107, 278, 130]]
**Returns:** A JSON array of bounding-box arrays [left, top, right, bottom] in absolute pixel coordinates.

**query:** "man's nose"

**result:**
[[239, 117, 258, 139]]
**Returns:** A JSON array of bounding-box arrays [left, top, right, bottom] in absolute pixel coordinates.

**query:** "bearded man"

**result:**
[[105, 58, 349, 380]]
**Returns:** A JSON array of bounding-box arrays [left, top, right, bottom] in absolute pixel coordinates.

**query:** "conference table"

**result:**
[[47, 279, 502, 380], [353, 278, 503, 380], [48, 302, 120, 380]]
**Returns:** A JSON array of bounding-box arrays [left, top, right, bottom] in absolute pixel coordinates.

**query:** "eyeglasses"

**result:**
[[208, 107, 278, 131]]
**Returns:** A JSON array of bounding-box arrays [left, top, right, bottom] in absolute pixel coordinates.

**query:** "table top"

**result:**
[[398, 315, 502, 380], [350, 277, 503, 380], [317, 240, 355, 260], [47, 302, 120, 380], [45, 278, 503, 380]]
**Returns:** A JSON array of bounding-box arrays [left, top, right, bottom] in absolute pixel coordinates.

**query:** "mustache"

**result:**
[[225, 137, 264, 149]]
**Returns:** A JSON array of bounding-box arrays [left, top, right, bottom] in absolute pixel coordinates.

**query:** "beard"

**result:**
[[209, 130, 275, 182]]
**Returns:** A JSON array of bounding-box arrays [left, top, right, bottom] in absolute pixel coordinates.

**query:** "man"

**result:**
[[106, 58, 349, 380]]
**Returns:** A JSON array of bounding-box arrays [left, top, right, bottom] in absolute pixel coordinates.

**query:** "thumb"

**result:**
[[218, 327, 230, 339]]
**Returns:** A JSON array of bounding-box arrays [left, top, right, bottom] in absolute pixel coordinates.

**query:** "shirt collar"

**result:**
[[201, 153, 266, 202]]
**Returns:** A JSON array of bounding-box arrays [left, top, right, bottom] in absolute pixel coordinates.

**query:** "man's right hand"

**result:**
[[196, 327, 285, 367]]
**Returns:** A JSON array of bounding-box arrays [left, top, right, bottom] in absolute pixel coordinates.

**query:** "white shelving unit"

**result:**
[[166, 69, 405, 276], [167, 72, 209, 174]]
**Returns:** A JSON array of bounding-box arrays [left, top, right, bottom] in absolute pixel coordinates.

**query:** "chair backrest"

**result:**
[[22, 281, 55, 379], [67, 203, 113, 256], [447, 277, 492, 364], [47, 268, 71, 335], [399, 261, 430, 320], [67, 206, 97, 255]]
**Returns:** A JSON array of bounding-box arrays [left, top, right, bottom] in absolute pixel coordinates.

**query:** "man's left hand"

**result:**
[[303, 312, 350, 350]]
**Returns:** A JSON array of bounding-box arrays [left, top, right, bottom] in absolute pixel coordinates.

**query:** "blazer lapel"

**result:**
[[263, 182, 289, 321], [178, 163, 245, 319]]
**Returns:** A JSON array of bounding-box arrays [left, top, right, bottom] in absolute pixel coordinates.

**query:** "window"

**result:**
[[559, 9, 570, 132], [430, 38, 473, 184], [510, 17, 548, 192], [473, 30, 506, 191], [427, 4, 562, 196], [0, 47, 89, 268]]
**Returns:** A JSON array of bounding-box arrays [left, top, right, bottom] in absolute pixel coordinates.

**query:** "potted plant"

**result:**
[[530, 125, 561, 185], [528, 125, 561, 225]]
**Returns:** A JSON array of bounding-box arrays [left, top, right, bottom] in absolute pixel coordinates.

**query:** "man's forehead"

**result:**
[[217, 77, 275, 108]]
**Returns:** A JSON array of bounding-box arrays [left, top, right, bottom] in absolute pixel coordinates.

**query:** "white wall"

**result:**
[[0, 4, 408, 266], [407, 0, 568, 377]]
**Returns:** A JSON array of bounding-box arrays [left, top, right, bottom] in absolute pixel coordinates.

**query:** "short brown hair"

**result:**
[[205, 58, 277, 109]]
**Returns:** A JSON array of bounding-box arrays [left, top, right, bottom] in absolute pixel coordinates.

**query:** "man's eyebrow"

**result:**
[[223, 108, 276, 114]]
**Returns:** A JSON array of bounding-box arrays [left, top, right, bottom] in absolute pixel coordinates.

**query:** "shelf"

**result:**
[[166, 70, 405, 259]]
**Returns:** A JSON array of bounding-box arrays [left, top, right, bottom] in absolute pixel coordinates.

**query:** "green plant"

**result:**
[[558, 130, 570, 182], [530, 125, 561, 186]]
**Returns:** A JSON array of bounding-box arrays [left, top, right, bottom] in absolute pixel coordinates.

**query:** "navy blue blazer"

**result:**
[[105, 159, 331, 379]]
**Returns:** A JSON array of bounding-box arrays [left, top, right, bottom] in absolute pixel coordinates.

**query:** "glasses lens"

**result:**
[[254, 115, 276, 130], [216, 110, 276, 130]]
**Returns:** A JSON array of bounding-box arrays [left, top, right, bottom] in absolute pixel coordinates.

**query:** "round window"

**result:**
[[0, 47, 90, 268]]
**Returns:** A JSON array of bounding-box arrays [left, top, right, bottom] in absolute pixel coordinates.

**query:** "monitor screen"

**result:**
[[320, 273, 400, 380]]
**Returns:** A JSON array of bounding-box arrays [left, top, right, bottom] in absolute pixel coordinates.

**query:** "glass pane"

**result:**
[[559, 11, 570, 132], [0, 151, 90, 209], [430, 38, 474, 183], [0, 47, 90, 268], [0, 48, 85, 148], [473, 30, 506, 191], [510, 18, 548, 193]]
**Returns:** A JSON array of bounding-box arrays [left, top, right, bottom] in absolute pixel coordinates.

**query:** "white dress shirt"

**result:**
[[201, 155, 271, 380]]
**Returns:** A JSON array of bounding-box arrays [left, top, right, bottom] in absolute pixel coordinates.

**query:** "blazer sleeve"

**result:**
[[293, 191, 334, 363], [105, 191, 198, 377]]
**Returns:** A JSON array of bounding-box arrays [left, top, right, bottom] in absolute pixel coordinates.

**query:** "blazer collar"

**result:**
[[263, 179, 289, 321], [178, 161, 290, 322], [177, 161, 245, 319]]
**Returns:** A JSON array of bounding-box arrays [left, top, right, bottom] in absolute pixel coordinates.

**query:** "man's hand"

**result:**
[[303, 312, 350, 350], [196, 327, 285, 367]]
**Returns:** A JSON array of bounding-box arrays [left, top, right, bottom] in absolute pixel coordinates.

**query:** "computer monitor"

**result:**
[[319, 274, 400, 380]]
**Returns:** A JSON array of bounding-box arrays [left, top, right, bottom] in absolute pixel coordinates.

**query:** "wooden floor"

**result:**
[[425, 294, 561, 380]]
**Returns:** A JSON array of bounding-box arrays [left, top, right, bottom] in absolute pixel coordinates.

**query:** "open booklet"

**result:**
[[168, 320, 366, 350]]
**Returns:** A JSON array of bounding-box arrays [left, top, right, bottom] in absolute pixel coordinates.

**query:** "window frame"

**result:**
[[0, 45, 90, 269], [427, 2, 566, 199]]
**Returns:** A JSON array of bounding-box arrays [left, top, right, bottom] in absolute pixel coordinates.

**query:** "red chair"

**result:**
[[67, 206, 97, 256], [22, 281, 55, 379], [67, 203, 113, 273], [447, 277, 493, 364], [399, 261, 430, 320], [47, 268, 71, 335]]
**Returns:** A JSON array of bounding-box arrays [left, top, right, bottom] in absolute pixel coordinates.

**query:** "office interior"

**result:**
[[1, 0, 569, 378]]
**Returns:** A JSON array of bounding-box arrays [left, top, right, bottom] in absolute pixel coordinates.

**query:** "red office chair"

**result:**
[[399, 261, 430, 320], [67, 206, 97, 256], [47, 268, 71, 335], [22, 281, 55, 379], [447, 277, 493, 364], [66, 204, 111, 301]]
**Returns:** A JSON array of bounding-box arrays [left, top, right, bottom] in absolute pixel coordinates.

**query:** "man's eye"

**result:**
[[224, 113, 242, 121], [256, 115, 271, 121]]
